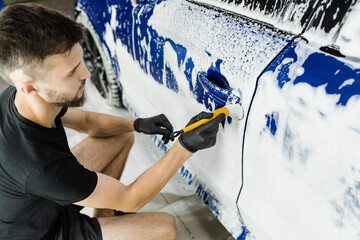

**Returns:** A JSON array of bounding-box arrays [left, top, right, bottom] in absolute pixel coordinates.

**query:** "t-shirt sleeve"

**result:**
[[25, 157, 98, 206]]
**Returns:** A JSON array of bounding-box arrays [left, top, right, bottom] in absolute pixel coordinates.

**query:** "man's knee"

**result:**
[[125, 132, 135, 148], [158, 213, 177, 240], [113, 132, 134, 150]]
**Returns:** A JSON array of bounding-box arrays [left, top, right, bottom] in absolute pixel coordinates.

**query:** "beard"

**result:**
[[44, 82, 86, 108]]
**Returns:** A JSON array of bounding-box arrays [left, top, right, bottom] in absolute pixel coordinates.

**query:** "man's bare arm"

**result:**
[[74, 141, 192, 212], [62, 108, 135, 137]]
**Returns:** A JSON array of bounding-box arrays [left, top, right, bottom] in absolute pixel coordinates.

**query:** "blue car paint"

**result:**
[[184, 57, 195, 92], [237, 226, 251, 240], [265, 112, 278, 135], [197, 71, 242, 120], [168, 39, 187, 68], [165, 63, 179, 93], [294, 53, 360, 106], [344, 180, 360, 219], [256, 39, 360, 165], [266, 41, 360, 106], [77, 0, 122, 78]]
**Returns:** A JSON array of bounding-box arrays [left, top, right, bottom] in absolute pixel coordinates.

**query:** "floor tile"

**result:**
[[137, 193, 168, 213], [157, 195, 233, 240], [178, 206, 234, 240], [174, 215, 194, 240], [162, 193, 184, 204]]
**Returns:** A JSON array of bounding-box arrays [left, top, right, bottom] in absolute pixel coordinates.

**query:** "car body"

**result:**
[[74, 0, 360, 239]]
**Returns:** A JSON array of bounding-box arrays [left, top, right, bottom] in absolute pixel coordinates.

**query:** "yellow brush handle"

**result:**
[[182, 107, 228, 133]]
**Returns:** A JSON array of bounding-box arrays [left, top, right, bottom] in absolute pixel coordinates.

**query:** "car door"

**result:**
[[109, 0, 323, 237], [102, 0, 297, 237], [239, 1, 360, 239], [75, 0, 348, 238]]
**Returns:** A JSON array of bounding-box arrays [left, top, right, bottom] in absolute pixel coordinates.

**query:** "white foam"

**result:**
[[191, 0, 309, 34], [334, 2, 360, 58], [239, 42, 360, 239], [303, 2, 360, 60], [339, 78, 355, 89]]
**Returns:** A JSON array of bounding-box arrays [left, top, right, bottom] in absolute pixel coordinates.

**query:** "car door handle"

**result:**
[[197, 70, 244, 119], [197, 71, 244, 120]]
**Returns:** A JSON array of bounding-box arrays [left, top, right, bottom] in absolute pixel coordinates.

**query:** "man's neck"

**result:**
[[14, 91, 62, 128]]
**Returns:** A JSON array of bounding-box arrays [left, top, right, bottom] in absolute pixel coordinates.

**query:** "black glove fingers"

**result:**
[[196, 113, 224, 134], [188, 111, 214, 125], [162, 135, 170, 144], [197, 111, 214, 120], [133, 118, 143, 133], [209, 136, 217, 148], [158, 114, 174, 132], [134, 114, 174, 144], [180, 112, 224, 153], [194, 112, 213, 123], [208, 113, 226, 126], [188, 115, 200, 125], [156, 128, 171, 136], [198, 125, 219, 141]]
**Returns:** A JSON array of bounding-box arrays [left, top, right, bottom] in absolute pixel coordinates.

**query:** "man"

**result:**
[[0, 3, 225, 240]]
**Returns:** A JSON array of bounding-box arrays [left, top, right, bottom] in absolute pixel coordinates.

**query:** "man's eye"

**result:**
[[68, 70, 76, 77]]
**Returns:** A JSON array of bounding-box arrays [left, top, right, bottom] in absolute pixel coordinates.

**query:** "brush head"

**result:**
[[225, 104, 244, 120]]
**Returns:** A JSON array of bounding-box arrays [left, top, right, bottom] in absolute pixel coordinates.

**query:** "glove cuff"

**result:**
[[133, 118, 142, 133], [179, 135, 197, 153]]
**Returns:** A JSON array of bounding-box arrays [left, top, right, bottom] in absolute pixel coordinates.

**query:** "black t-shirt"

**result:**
[[0, 87, 98, 239]]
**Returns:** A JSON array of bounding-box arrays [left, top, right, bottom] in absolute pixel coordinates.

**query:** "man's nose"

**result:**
[[79, 63, 91, 80]]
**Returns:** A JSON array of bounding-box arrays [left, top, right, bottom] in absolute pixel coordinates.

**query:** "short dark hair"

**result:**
[[0, 3, 83, 85]]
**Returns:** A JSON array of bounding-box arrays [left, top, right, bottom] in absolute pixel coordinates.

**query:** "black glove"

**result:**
[[179, 112, 225, 153], [134, 114, 174, 144]]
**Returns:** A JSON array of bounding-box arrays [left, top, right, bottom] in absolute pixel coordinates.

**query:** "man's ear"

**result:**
[[9, 69, 38, 95], [20, 83, 38, 95]]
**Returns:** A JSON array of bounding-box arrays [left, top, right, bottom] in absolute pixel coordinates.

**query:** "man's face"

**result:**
[[35, 43, 91, 107]]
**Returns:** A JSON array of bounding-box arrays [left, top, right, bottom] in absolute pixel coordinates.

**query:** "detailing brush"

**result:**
[[170, 104, 244, 139]]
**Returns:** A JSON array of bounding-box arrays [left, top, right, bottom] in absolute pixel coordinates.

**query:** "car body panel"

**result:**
[[240, 39, 360, 239], [75, 0, 360, 238]]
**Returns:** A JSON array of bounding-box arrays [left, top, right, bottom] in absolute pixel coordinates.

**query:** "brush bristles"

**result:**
[[225, 104, 244, 120]]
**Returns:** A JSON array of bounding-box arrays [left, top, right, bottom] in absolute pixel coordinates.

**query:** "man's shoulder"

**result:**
[[0, 85, 15, 108], [0, 86, 15, 100]]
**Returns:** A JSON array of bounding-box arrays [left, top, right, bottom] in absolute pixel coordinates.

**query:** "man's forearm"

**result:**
[[74, 141, 192, 212], [125, 141, 192, 211], [85, 111, 135, 137]]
